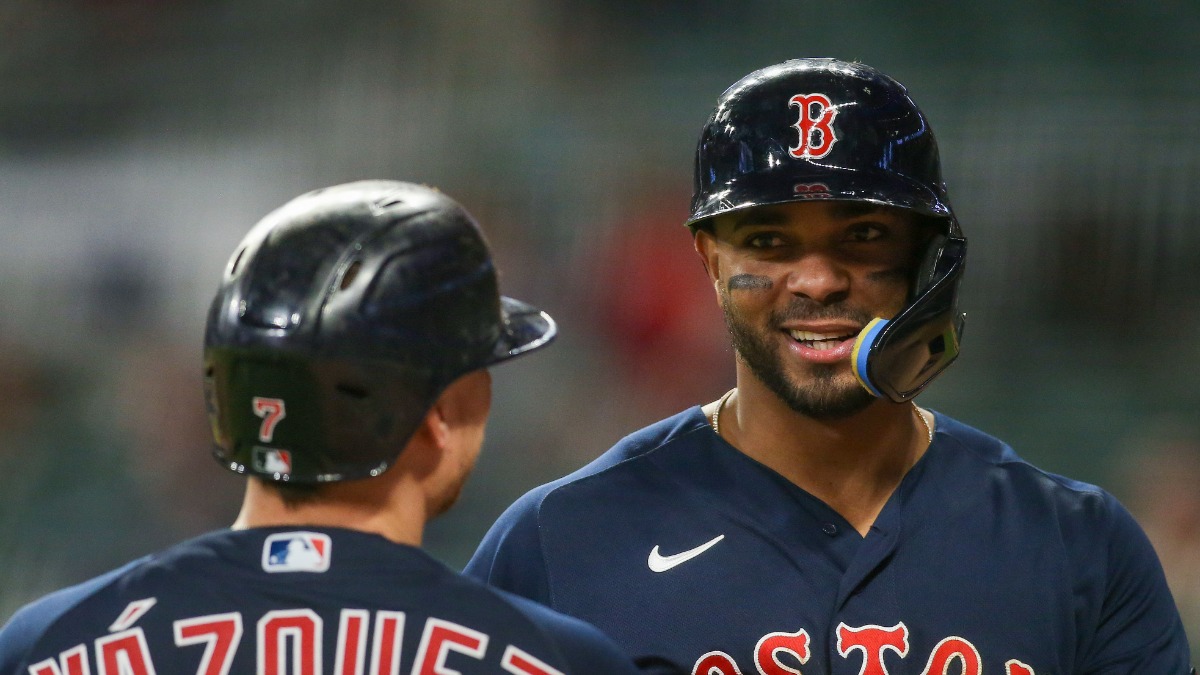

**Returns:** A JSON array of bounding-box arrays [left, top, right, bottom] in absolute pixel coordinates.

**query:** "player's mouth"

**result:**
[[783, 326, 861, 363]]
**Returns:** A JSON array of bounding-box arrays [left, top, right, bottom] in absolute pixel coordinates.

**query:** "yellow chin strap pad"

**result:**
[[851, 317, 888, 398]]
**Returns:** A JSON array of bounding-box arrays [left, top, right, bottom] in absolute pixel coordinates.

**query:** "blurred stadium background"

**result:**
[[2, 0, 1198, 648]]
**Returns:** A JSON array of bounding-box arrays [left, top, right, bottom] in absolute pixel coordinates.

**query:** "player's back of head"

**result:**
[[203, 180, 556, 485]]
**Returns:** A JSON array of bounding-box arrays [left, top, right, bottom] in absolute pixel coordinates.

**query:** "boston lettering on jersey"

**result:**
[[28, 598, 564, 675], [693, 623, 1035, 675]]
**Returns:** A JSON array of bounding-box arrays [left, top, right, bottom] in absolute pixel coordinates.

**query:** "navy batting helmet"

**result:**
[[203, 180, 556, 483], [687, 58, 967, 402]]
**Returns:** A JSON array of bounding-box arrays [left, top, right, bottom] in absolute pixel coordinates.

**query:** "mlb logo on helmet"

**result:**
[[253, 446, 292, 476], [262, 531, 332, 573]]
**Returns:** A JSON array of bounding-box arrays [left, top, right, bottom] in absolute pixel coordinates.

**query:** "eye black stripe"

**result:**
[[728, 274, 772, 290]]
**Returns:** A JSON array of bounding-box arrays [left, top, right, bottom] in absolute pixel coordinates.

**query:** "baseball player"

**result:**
[[465, 60, 1194, 673], [0, 181, 649, 674]]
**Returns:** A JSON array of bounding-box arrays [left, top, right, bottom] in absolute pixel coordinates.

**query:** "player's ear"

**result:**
[[386, 404, 446, 481], [421, 398, 453, 451], [694, 226, 725, 311], [418, 371, 490, 452], [693, 226, 720, 284]]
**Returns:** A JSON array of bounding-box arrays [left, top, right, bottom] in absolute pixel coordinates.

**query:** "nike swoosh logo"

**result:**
[[647, 534, 726, 573]]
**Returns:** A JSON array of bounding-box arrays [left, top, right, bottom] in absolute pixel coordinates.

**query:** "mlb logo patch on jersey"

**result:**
[[262, 532, 331, 573]]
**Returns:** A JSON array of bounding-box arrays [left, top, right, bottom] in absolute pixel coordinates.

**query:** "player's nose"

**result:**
[[783, 253, 851, 305]]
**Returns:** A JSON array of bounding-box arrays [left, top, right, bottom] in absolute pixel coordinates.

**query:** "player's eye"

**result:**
[[845, 222, 887, 243], [743, 232, 787, 249]]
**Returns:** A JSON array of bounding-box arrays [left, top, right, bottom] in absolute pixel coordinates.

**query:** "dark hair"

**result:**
[[258, 477, 325, 508]]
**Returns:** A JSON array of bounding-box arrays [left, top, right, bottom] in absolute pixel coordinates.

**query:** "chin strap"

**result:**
[[851, 317, 889, 398]]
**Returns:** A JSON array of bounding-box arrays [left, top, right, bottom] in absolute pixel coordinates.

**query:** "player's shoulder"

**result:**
[[540, 407, 708, 498], [485, 407, 707, 521], [607, 406, 712, 459], [0, 557, 147, 669], [464, 407, 709, 594], [0, 529, 239, 640], [567, 405, 710, 481], [933, 411, 1117, 510], [0, 529, 245, 646]]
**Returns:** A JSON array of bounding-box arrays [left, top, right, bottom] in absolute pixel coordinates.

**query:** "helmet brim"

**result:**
[[686, 166, 957, 232], [488, 296, 557, 364]]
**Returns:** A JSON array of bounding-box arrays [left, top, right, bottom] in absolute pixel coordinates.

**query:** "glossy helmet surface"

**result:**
[[687, 58, 967, 402], [204, 180, 556, 483]]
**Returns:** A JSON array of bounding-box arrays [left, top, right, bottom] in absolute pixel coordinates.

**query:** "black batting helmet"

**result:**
[[687, 58, 967, 402], [203, 180, 556, 483]]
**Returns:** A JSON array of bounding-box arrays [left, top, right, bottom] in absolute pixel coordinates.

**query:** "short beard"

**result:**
[[722, 295, 876, 421]]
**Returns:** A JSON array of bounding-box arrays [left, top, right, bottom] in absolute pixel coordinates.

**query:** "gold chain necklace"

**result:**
[[711, 388, 736, 434], [913, 402, 934, 444]]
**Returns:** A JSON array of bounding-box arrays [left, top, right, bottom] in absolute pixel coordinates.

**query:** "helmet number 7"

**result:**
[[252, 397, 287, 443]]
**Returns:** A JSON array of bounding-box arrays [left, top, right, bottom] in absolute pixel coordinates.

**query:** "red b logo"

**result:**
[[788, 94, 838, 159]]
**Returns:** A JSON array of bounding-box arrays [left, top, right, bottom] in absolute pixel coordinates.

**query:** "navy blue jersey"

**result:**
[[0, 527, 642, 675], [466, 408, 1193, 674]]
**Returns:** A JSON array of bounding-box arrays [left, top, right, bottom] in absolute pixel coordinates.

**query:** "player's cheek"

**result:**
[[859, 266, 911, 316]]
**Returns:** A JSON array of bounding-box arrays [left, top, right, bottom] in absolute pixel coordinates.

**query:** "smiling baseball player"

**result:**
[[465, 59, 1194, 674]]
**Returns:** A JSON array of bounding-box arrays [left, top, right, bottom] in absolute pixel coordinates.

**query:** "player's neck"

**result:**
[[232, 476, 428, 547], [716, 373, 929, 535]]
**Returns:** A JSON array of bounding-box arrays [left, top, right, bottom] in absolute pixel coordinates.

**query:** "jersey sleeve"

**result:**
[[464, 487, 555, 605], [502, 593, 680, 675], [1078, 493, 1193, 673], [0, 605, 41, 674], [0, 562, 137, 674]]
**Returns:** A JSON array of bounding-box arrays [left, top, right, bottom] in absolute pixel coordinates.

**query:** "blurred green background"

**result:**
[[1, 0, 1198, 650]]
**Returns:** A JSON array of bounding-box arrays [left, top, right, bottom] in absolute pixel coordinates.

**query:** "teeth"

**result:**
[[789, 330, 850, 341], [788, 329, 855, 350]]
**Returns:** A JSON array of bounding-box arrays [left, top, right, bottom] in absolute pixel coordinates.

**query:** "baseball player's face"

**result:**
[[695, 201, 923, 419]]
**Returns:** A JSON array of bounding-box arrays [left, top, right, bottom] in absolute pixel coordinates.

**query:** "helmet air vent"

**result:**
[[335, 383, 369, 400], [338, 260, 362, 291], [228, 247, 247, 278]]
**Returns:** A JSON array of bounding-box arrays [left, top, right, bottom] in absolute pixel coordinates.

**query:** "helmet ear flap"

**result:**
[[854, 236, 968, 402], [913, 230, 950, 299], [311, 359, 435, 479]]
